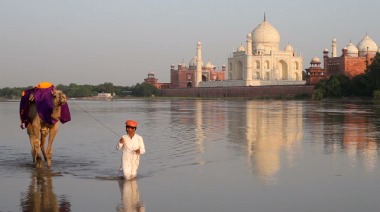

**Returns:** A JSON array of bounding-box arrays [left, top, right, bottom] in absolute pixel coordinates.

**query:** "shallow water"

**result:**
[[1, 99, 380, 212]]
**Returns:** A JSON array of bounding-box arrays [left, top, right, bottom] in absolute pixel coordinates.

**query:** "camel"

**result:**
[[20, 82, 71, 168]]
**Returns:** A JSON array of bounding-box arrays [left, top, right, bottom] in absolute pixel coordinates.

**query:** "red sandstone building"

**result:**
[[145, 42, 226, 89], [144, 63, 226, 89], [144, 72, 170, 89], [170, 62, 226, 88], [306, 34, 379, 85]]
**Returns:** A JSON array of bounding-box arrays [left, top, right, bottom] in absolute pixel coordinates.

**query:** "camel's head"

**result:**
[[52, 89, 67, 107]]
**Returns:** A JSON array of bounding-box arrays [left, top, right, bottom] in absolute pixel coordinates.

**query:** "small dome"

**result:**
[[205, 61, 215, 69], [311, 57, 320, 64], [189, 56, 203, 67], [189, 56, 197, 67], [346, 42, 358, 57], [179, 59, 188, 67], [284, 43, 294, 52], [238, 44, 246, 52], [357, 34, 378, 52]]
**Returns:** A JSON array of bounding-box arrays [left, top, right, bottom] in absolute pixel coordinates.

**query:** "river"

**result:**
[[1, 98, 380, 212]]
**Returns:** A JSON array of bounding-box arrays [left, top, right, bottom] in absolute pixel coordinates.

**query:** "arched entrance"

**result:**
[[236, 61, 243, 80], [278, 60, 288, 80], [295, 72, 299, 81], [187, 82, 192, 88], [265, 72, 270, 80], [255, 71, 261, 80]]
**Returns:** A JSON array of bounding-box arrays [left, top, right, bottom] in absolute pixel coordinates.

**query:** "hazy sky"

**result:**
[[1, 0, 380, 87]]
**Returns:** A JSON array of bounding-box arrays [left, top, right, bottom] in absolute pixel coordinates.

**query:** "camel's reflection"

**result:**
[[117, 180, 145, 212], [20, 168, 71, 212]]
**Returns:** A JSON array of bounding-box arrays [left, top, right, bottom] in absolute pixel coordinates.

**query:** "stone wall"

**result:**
[[160, 85, 315, 98]]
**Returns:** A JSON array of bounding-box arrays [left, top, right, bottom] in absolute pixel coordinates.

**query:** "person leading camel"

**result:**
[[116, 120, 145, 180]]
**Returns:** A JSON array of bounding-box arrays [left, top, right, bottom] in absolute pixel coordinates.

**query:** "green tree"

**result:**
[[313, 74, 351, 98], [366, 52, 380, 90], [73, 86, 93, 97], [114, 85, 132, 97], [351, 74, 373, 96], [0, 87, 29, 99], [312, 89, 324, 101], [131, 82, 159, 97], [96, 82, 114, 94]]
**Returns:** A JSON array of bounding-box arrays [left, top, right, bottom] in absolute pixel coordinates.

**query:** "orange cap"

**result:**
[[125, 120, 138, 127]]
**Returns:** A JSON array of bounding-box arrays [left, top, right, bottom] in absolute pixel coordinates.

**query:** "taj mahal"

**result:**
[[197, 14, 305, 87], [146, 15, 306, 89], [227, 15, 304, 85]]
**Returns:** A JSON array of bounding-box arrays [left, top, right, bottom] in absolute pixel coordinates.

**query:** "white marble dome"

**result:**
[[189, 56, 197, 67], [179, 60, 188, 67], [251, 19, 280, 51], [346, 42, 358, 57], [357, 34, 378, 52], [189, 56, 203, 67], [205, 61, 215, 69], [238, 44, 246, 52], [311, 57, 320, 64], [284, 43, 294, 52]]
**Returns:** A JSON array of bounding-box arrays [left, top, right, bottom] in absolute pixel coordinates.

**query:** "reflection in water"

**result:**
[[343, 112, 378, 171], [318, 102, 379, 172], [171, 100, 306, 184], [20, 168, 71, 212], [195, 100, 205, 153], [168, 99, 380, 184], [241, 101, 303, 184], [117, 180, 144, 212]]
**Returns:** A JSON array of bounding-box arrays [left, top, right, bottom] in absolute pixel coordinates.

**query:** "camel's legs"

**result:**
[[40, 128, 48, 162], [27, 123, 43, 168], [46, 123, 59, 167]]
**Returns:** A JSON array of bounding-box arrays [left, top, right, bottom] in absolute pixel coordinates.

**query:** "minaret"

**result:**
[[332, 37, 337, 57], [195, 41, 203, 87], [247, 32, 253, 55], [246, 33, 253, 82]]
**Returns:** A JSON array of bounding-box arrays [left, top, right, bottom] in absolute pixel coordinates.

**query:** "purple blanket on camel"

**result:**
[[19, 86, 71, 128]]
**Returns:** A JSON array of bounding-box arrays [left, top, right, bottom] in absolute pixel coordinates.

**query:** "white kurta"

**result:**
[[116, 133, 145, 180]]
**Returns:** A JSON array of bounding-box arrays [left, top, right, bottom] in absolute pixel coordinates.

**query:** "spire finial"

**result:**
[[264, 12, 266, 21]]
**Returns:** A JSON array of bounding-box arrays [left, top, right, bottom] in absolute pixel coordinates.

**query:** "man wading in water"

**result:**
[[116, 120, 146, 180]]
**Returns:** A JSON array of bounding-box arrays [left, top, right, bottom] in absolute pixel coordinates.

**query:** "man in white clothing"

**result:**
[[117, 120, 145, 180]]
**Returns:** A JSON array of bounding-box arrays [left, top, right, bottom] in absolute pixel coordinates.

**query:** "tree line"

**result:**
[[0, 82, 159, 99]]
